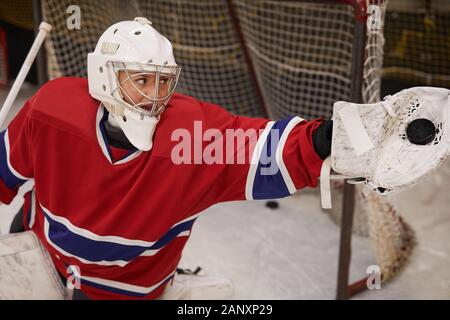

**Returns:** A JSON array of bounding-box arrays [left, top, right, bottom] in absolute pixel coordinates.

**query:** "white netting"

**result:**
[[42, 0, 141, 79], [233, 1, 357, 119], [138, 0, 265, 117], [41, 0, 385, 118], [328, 182, 415, 281], [41, 0, 413, 284], [365, 191, 415, 281]]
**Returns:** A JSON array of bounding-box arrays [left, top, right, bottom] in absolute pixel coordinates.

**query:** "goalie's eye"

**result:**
[[135, 78, 146, 85], [159, 77, 170, 85]]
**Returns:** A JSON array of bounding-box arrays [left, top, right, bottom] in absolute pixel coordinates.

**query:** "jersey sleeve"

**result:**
[[0, 101, 34, 204], [197, 100, 325, 205]]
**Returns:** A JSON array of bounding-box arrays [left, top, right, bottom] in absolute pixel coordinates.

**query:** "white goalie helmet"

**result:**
[[87, 17, 181, 151]]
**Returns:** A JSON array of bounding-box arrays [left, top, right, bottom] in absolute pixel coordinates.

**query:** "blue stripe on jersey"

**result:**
[[80, 274, 174, 298], [98, 110, 113, 160], [45, 212, 196, 264], [98, 109, 138, 163], [80, 278, 146, 297], [146, 219, 195, 250], [46, 213, 146, 262], [252, 117, 294, 200], [0, 130, 26, 189], [125, 148, 137, 158]]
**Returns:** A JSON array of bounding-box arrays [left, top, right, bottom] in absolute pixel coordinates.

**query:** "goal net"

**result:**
[[40, 0, 412, 286], [42, 0, 385, 117]]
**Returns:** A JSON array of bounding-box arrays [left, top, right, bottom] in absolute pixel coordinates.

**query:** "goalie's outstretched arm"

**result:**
[[195, 100, 331, 205]]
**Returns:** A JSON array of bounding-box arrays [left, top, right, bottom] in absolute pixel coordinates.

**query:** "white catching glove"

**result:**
[[321, 86, 450, 208]]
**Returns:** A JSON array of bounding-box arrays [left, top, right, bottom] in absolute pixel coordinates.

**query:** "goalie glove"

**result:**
[[320, 86, 450, 208]]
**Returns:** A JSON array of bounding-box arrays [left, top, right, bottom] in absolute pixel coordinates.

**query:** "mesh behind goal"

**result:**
[[42, 0, 385, 118]]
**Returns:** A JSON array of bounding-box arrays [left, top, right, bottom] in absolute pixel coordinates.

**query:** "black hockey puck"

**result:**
[[406, 118, 436, 145], [265, 201, 279, 209]]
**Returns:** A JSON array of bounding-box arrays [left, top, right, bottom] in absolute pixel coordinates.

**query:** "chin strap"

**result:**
[[103, 101, 125, 118]]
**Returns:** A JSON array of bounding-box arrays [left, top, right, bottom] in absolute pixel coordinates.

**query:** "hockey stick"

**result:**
[[0, 22, 52, 129]]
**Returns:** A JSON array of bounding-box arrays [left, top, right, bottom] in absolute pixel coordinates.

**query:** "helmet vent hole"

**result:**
[[122, 115, 127, 122], [113, 29, 118, 34], [135, 31, 141, 35], [99, 66, 103, 73], [102, 85, 106, 91]]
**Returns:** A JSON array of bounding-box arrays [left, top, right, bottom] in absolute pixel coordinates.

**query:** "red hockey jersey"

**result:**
[[0, 77, 324, 299]]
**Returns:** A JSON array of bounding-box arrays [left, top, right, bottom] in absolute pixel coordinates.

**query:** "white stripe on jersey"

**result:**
[[245, 121, 275, 200], [275, 116, 305, 194]]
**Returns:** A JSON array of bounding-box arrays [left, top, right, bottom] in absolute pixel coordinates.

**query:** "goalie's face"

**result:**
[[117, 70, 173, 116]]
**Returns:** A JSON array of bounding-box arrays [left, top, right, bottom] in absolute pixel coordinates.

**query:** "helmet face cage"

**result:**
[[109, 61, 181, 118]]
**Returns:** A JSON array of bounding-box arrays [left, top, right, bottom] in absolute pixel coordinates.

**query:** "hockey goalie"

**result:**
[[0, 18, 448, 299]]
